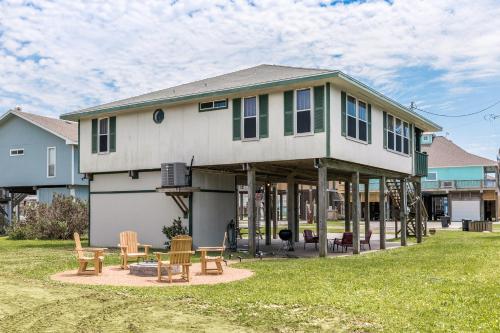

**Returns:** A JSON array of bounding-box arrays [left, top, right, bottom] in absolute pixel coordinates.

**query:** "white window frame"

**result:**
[[199, 99, 228, 112], [426, 172, 438, 181], [294, 87, 313, 136], [98, 117, 110, 154], [47, 147, 56, 178], [386, 113, 410, 156], [9, 148, 24, 156], [241, 96, 259, 141], [345, 94, 368, 143], [357, 99, 368, 143]]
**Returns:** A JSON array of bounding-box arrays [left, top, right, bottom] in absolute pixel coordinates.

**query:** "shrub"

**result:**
[[162, 217, 188, 249], [7, 194, 88, 240]]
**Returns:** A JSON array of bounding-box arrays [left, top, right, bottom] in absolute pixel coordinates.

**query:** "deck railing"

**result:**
[[414, 151, 428, 177], [422, 179, 497, 190]]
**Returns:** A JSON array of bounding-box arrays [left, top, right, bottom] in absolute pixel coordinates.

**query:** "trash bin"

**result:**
[[462, 219, 471, 231], [441, 216, 450, 228]]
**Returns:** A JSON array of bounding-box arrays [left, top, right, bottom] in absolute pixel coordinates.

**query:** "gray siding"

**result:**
[[0, 115, 88, 188], [37, 187, 70, 203]]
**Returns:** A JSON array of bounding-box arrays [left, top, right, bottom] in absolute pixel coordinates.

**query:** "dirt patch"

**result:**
[[51, 262, 253, 287]]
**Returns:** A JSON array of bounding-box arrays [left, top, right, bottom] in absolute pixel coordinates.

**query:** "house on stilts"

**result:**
[[61, 64, 441, 256]]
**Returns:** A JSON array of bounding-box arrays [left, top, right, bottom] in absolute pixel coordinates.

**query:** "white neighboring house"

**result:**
[[61, 65, 441, 253]]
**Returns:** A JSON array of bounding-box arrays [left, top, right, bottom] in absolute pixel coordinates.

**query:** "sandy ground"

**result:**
[[51, 263, 254, 287]]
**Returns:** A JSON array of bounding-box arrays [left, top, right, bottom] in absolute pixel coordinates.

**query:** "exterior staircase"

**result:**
[[0, 191, 29, 218], [386, 179, 427, 237]]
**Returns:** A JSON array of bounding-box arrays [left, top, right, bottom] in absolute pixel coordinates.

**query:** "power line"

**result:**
[[410, 99, 500, 118]]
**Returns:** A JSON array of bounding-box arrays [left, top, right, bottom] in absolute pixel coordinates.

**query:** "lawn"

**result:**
[[0, 231, 499, 332]]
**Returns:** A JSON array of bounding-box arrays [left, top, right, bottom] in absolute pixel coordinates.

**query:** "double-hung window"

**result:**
[[98, 118, 109, 153], [358, 101, 368, 142], [47, 147, 56, 178], [296, 88, 312, 134], [386, 113, 410, 154], [387, 115, 395, 150], [243, 97, 257, 139], [346, 95, 368, 142]]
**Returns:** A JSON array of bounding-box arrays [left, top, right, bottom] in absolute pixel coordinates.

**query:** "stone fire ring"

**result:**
[[129, 261, 181, 276], [50, 262, 254, 287]]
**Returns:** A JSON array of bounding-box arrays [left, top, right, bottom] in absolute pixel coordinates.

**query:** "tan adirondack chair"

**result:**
[[197, 232, 227, 275], [74, 232, 106, 275], [118, 231, 152, 269], [155, 235, 194, 283]]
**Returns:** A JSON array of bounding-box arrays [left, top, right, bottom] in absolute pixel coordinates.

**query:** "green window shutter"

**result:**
[[368, 104, 372, 144], [109, 116, 116, 152], [232, 98, 241, 140], [284, 90, 294, 136], [91, 119, 98, 154], [314, 85, 325, 133], [259, 94, 269, 138], [341, 91, 346, 137], [383, 111, 387, 149]]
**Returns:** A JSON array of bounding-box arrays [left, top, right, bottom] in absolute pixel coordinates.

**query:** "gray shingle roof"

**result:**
[[11, 110, 78, 143], [74, 64, 334, 114], [421, 136, 496, 167]]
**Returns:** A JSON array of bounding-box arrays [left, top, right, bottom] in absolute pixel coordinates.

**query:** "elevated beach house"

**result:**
[[420, 134, 499, 221], [0, 109, 88, 224], [61, 65, 440, 256]]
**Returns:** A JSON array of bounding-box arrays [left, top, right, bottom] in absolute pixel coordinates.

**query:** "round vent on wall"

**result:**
[[153, 109, 164, 124]]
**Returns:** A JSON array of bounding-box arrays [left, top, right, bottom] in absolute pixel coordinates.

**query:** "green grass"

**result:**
[[0, 232, 499, 332]]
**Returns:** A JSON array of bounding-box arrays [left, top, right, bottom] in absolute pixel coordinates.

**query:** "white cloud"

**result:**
[[0, 0, 499, 119]]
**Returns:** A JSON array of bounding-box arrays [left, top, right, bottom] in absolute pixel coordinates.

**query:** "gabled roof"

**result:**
[[0, 109, 78, 144], [421, 136, 496, 167], [60, 64, 441, 132]]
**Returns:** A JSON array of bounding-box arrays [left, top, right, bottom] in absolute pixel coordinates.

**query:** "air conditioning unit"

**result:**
[[161, 163, 188, 187]]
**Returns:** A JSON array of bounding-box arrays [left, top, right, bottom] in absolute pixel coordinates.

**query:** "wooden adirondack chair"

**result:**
[[155, 235, 194, 283], [118, 231, 152, 269], [74, 232, 106, 275], [198, 232, 227, 275]]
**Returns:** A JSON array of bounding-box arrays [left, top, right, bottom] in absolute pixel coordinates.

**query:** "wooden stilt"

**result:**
[[287, 176, 296, 246], [265, 183, 271, 245], [352, 172, 360, 254], [415, 180, 423, 244], [247, 166, 256, 256], [364, 181, 370, 238], [272, 185, 277, 239], [318, 164, 328, 257], [379, 176, 386, 250], [400, 178, 407, 247], [345, 181, 351, 232], [294, 183, 300, 243]]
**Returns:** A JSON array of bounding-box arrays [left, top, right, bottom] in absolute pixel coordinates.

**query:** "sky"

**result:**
[[0, 0, 499, 160]]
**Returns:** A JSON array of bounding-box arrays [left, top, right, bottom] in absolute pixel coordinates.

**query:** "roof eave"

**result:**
[[61, 70, 441, 133]]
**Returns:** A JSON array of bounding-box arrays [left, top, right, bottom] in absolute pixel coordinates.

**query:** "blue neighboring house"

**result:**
[[421, 134, 499, 221], [0, 108, 88, 224]]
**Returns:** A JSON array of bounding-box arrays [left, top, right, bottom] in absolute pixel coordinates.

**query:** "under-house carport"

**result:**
[[197, 157, 425, 257]]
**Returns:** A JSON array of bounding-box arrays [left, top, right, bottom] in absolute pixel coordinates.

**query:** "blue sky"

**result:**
[[0, 0, 499, 159]]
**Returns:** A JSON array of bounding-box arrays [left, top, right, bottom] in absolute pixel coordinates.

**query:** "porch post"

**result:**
[[318, 164, 328, 257], [265, 183, 271, 245], [247, 166, 256, 256], [239, 190, 244, 220], [294, 183, 300, 242], [287, 176, 296, 246], [415, 180, 423, 243], [352, 172, 361, 254], [279, 192, 283, 221], [345, 181, 351, 232], [7, 191, 12, 225], [379, 176, 386, 250], [400, 178, 407, 246], [272, 185, 277, 239], [364, 181, 370, 238]]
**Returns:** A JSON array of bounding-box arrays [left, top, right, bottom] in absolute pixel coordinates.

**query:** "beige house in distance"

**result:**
[[61, 64, 440, 256]]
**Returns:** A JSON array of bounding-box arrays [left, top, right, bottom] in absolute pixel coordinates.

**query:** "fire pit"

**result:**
[[129, 261, 181, 277]]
